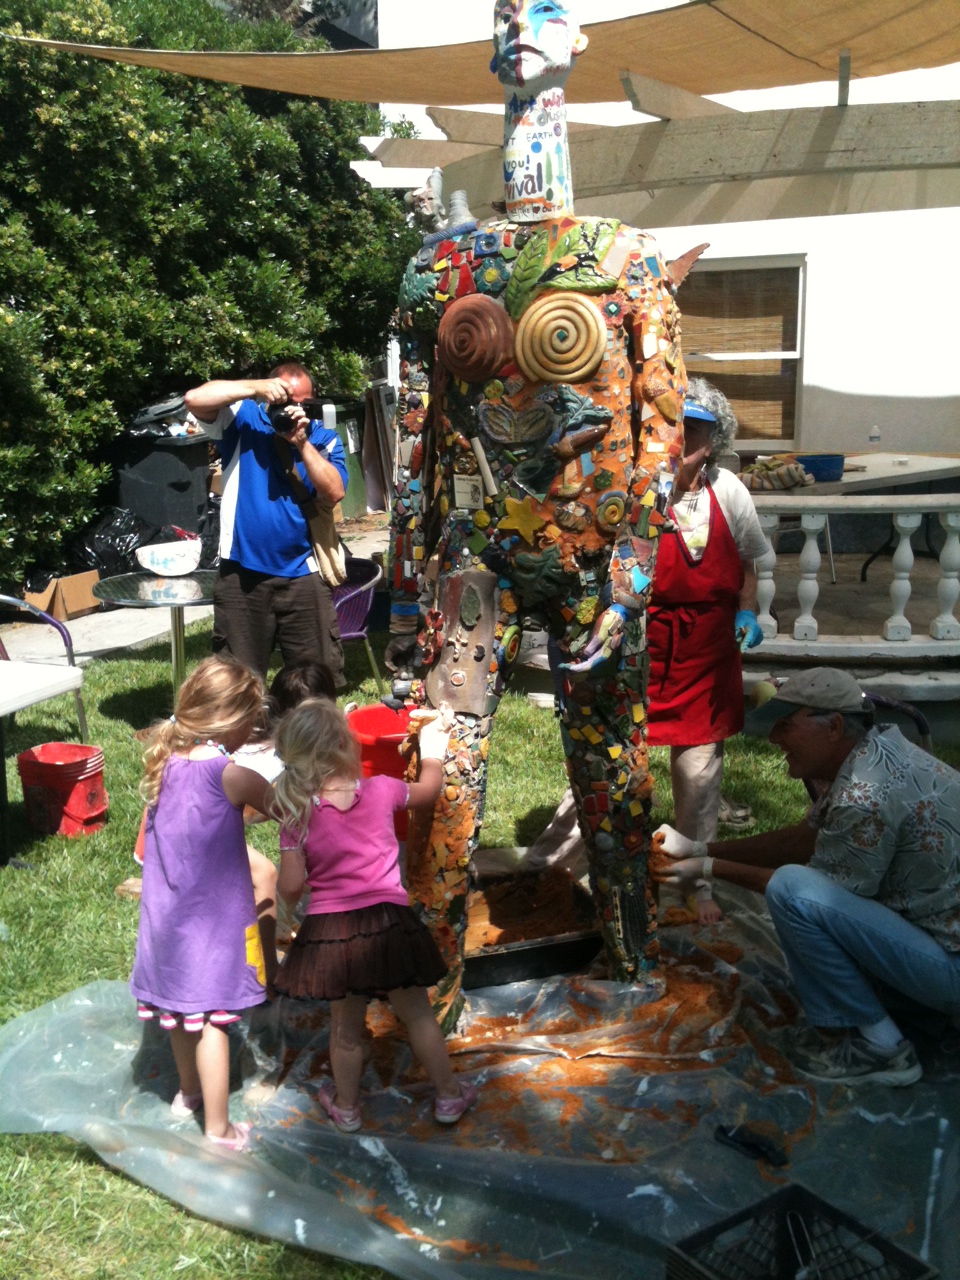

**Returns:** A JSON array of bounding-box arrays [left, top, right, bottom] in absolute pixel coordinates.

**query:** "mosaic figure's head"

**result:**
[[491, 0, 588, 89]]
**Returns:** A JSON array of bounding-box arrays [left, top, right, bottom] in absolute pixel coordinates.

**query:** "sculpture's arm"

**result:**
[[560, 245, 685, 675]]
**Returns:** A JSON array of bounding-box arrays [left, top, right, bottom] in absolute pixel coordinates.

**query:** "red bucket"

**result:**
[[17, 743, 108, 837], [346, 704, 412, 839]]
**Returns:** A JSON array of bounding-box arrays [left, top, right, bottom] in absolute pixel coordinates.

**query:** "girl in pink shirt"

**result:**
[[272, 699, 478, 1131]]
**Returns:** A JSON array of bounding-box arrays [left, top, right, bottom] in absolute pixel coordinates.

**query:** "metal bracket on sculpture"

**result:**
[[424, 570, 498, 715]]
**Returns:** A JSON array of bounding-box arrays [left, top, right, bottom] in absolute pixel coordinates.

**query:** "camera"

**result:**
[[266, 397, 327, 432]]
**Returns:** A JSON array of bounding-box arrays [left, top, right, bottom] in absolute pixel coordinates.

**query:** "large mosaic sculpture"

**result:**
[[388, 0, 701, 1027]]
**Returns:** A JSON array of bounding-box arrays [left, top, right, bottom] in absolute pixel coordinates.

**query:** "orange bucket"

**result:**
[[17, 743, 108, 837], [346, 704, 412, 839]]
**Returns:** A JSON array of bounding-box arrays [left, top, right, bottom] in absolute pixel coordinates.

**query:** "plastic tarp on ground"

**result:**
[[1, 886, 957, 1279]]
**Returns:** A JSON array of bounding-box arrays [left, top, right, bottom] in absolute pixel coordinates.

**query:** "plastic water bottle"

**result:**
[[868, 425, 881, 450]]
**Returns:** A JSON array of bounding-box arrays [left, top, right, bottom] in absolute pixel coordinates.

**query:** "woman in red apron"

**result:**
[[646, 380, 765, 919]]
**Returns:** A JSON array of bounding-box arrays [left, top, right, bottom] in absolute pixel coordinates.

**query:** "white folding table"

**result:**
[[0, 661, 84, 866]]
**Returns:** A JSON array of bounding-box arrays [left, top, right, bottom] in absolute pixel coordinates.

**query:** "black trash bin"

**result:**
[[118, 434, 212, 533]]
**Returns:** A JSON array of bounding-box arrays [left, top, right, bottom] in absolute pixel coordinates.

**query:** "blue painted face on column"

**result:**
[[490, 0, 587, 87]]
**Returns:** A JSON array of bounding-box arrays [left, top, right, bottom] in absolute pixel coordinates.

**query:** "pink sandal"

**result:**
[[171, 1090, 203, 1118], [435, 1081, 478, 1125], [318, 1081, 362, 1133], [207, 1121, 252, 1152]]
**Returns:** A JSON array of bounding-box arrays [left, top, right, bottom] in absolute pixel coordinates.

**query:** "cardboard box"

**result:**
[[23, 570, 101, 622]]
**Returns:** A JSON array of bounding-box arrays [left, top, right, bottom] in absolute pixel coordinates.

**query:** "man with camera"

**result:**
[[184, 362, 348, 685]]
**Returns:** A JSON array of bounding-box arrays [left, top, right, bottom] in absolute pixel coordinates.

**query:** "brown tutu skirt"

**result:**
[[275, 901, 448, 1001]]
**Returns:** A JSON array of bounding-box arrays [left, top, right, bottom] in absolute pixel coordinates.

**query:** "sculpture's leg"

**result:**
[[405, 564, 520, 1031], [559, 655, 659, 982], [405, 710, 492, 1032]]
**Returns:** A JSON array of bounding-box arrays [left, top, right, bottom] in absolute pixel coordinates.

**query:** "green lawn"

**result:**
[[0, 621, 924, 1278]]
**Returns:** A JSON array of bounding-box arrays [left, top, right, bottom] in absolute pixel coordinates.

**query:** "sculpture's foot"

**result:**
[[431, 968, 466, 1035]]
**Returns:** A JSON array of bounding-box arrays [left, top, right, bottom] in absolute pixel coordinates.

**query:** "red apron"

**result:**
[[646, 483, 744, 748]]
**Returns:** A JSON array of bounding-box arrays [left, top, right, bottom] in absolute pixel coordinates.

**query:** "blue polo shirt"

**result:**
[[206, 399, 349, 578]]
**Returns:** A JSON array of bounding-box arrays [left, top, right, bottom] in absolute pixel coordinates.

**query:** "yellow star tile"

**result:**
[[500, 495, 547, 543]]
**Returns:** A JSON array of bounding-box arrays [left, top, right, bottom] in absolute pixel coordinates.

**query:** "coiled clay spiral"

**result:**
[[515, 292, 607, 385], [437, 295, 514, 383]]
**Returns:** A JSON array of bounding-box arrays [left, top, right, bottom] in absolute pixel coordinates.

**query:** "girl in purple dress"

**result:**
[[131, 656, 273, 1151], [273, 699, 478, 1131]]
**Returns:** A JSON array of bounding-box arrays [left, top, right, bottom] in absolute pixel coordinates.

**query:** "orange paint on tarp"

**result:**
[[758, 1163, 792, 1186], [370, 1206, 502, 1261], [673, 1099, 701, 1127], [698, 938, 745, 967], [330, 1172, 380, 1212]]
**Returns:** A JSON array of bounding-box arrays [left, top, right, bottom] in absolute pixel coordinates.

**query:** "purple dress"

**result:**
[[130, 755, 265, 1015]]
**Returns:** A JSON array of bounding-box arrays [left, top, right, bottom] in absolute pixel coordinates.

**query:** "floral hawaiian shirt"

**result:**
[[807, 726, 960, 952]]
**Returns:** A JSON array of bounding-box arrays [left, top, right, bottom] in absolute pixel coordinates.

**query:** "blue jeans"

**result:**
[[765, 864, 960, 1028]]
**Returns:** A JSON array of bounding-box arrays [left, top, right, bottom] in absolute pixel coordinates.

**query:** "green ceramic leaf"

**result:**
[[504, 227, 550, 320], [460, 583, 482, 629], [540, 219, 620, 294], [399, 258, 439, 316]]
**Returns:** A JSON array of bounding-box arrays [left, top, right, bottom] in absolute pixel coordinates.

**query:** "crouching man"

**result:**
[[652, 667, 960, 1086]]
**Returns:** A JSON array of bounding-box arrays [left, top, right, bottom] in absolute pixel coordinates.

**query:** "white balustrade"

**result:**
[[756, 513, 779, 640], [795, 513, 826, 640], [930, 512, 960, 641], [882, 513, 922, 640], [749, 493, 960, 659]]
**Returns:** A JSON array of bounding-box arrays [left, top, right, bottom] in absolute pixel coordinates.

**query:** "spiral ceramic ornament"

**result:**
[[515, 292, 607, 385], [437, 295, 515, 383]]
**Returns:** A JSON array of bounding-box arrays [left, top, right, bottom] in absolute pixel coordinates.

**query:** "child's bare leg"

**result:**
[[196, 1022, 233, 1139], [388, 986, 460, 1099], [170, 1024, 201, 1096], [328, 995, 369, 1110], [248, 845, 278, 986]]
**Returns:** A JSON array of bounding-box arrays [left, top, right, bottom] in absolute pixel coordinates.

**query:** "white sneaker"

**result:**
[[791, 1033, 922, 1086]]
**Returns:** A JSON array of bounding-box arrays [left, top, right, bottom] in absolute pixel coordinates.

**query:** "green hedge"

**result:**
[[0, 0, 415, 587]]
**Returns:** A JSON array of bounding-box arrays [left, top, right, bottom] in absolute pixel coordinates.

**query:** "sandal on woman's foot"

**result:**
[[318, 1082, 362, 1133], [435, 1081, 478, 1124], [207, 1121, 252, 1152], [717, 795, 756, 830], [171, 1090, 203, 1118]]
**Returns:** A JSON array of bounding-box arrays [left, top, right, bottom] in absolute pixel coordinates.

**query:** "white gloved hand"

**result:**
[[652, 823, 708, 861], [415, 710, 452, 761], [652, 855, 712, 890]]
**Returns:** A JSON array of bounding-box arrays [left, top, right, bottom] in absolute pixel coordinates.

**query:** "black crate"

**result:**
[[665, 1184, 937, 1280]]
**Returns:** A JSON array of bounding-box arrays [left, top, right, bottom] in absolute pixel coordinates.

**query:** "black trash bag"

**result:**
[[23, 569, 56, 594], [197, 496, 220, 570], [129, 395, 187, 438], [71, 507, 159, 577], [153, 524, 198, 545]]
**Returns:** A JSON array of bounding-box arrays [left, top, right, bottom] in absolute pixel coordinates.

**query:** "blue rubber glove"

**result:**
[[735, 609, 763, 650]]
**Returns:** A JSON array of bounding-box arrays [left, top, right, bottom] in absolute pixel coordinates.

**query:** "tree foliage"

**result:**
[[0, 0, 415, 586]]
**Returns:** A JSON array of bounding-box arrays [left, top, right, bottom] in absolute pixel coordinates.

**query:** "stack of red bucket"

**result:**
[[346, 704, 412, 839], [17, 743, 108, 837]]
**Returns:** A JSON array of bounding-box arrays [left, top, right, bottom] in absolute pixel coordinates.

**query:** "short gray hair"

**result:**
[[685, 377, 738, 461], [808, 709, 874, 742]]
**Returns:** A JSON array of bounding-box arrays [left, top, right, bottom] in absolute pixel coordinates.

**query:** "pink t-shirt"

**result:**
[[280, 774, 410, 915]]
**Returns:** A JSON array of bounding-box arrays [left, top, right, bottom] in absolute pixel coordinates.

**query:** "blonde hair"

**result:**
[[140, 656, 265, 806], [273, 698, 361, 843]]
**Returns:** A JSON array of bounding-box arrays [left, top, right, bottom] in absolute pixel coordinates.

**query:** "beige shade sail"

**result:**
[[8, 0, 960, 105]]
